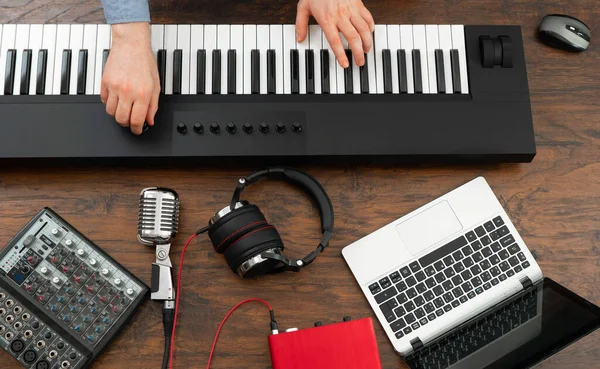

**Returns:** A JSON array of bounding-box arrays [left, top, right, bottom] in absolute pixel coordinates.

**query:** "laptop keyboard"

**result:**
[[407, 288, 539, 369], [368, 216, 532, 339]]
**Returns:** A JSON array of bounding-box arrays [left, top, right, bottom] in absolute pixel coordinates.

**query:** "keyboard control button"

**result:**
[[379, 277, 392, 289], [493, 216, 505, 227], [436, 309, 444, 317], [444, 305, 452, 312], [517, 252, 527, 262], [403, 326, 412, 335], [453, 263, 465, 273], [499, 250, 510, 260], [482, 247, 492, 258], [465, 231, 477, 242], [434, 273, 446, 283], [387, 299, 399, 310], [471, 276, 482, 287], [501, 235, 516, 247], [405, 313, 416, 324], [481, 236, 491, 245], [459, 295, 468, 303], [472, 252, 483, 263], [442, 281, 453, 291], [414, 308, 425, 318], [452, 250, 464, 261], [395, 331, 404, 339], [414, 296, 425, 307], [483, 282, 492, 290], [490, 230, 500, 241], [416, 283, 427, 294], [390, 318, 406, 332], [463, 257, 474, 268], [434, 297, 444, 308], [499, 261, 510, 272], [467, 291, 476, 299], [475, 287, 484, 294], [415, 271, 426, 282], [443, 292, 454, 303], [514, 265, 523, 273], [508, 256, 519, 267], [497, 226, 510, 237], [397, 293, 408, 304], [406, 288, 417, 299], [404, 301, 416, 312], [400, 266, 411, 278], [484, 221, 495, 232], [471, 241, 482, 251], [443, 255, 454, 266], [522, 261, 530, 269], [461, 281, 473, 292], [411, 322, 420, 330], [508, 244, 521, 255], [389, 272, 401, 283], [394, 306, 406, 317], [406, 276, 417, 287], [444, 268, 455, 278], [499, 274, 508, 281], [434, 261, 445, 272], [396, 281, 408, 292], [425, 278, 436, 289], [419, 317, 428, 326], [409, 261, 421, 272], [427, 313, 436, 321], [481, 272, 491, 282], [475, 226, 486, 237], [380, 304, 396, 323], [433, 286, 444, 297], [452, 287, 464, 298], [451, 300, 460, 308], [374, 286, 398, 304], [491, 278, 499, 286], [424, 266, 436, 277], [424, 303, 435, 313], [368, 283, 381, 295]]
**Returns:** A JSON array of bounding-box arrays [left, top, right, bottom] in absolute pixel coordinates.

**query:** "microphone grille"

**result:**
[[138, 188, 180, 245]]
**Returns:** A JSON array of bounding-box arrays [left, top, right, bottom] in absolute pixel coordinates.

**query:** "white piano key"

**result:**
[[189, 25, 203, 95], [164, 25, 177, 95], [387, 25, 400, 94], [68, 24, 84, 96], [352, 40, 360, 94], [28, 24, 44, 95], [243, 25, 256, 95], [374, 25, 387, 94], [335, 34, 348, 94], [231, 25, 243, 94], [366, 33, 376, 94], [177, 25, 191, 94], [204, 25, 217, 95], [52, 24, 70, 95], [451, 25, 469, 94], [283, 25, 295, 94], [412, 25, 429, 93], [321, 31, 337, 94], [151, 25, 164, 56], [438, 25, 454, 94], [217, 25, 229, 94], [0, 25, 16, 96], [12, 24, 30, 95], [82, 25, 97, 95], [297, 27, 308, 94], [425, 25, 439, 93], [270, 25, 283, 94], [94, 25, 110, 95], [400, 25, 414, 94], [43, 24, 57, 95], [308, 25, 322, 94], [257, 25, 269, 95]]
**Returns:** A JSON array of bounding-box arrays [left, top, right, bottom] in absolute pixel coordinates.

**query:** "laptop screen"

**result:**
[[405, 278, 600, 369]]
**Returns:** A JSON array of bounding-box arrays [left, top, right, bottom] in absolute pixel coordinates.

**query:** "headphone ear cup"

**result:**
[[209, 204, 266, 253], [223, 226, 283, 276]]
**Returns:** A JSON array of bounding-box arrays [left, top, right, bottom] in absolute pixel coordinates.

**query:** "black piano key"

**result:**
[[306, 49, 315, 94], [320, 50, 330, 94], [228, 49, 236, 94], [196, 50, 206, 94], [102, 49, 110, 75], [343, 49, 353, 94], [4, 49, 16, 95], [290, 49, 299, 94], [450, 49, 461, 93], [60, 49, 72, 95], [359, 53, 369, 93], [212, 49, 221, 94], [250, 49, 260, 94], [173, 49, 182, 95], [35, 49, 48, 95], [435, 49, 446, 93], [412, 50, 423, 94], [157, 49, 166, 94], [382, 49, 392, 94], [20, 49, 32, 95], [398, 49, 408, 93], [267, 49, 276, 94], [76, 50, 88, 95]]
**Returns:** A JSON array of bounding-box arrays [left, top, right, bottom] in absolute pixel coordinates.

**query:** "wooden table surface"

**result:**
[[1, 0, 599, 368]]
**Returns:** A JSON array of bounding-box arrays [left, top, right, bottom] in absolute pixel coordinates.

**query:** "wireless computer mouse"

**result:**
[[538, 14, 591, 52]]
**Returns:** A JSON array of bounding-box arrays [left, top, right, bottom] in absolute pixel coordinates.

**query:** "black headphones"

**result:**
[[198, 167, 334, 279]]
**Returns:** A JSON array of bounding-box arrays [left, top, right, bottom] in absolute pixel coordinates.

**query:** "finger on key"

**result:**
[[360, 6, 376, 33], [130, 101, 148, 135], [146, 88, 159, 126], [351, 14, 373, 53], [115, 99, 133, 127], [295, 1, 311, 42], [105, 93, 118, 117], [339, 20, 365, 66], [323, 25, 348, 68]]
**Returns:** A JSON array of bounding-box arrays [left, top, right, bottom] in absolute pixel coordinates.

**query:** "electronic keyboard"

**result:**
[[0, 24, 535, 164]]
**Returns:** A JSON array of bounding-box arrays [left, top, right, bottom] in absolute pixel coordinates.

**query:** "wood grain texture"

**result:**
[[1, 0, 599, 368]]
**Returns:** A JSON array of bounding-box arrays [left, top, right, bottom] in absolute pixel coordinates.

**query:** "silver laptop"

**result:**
[[342, 177, 543, 356]]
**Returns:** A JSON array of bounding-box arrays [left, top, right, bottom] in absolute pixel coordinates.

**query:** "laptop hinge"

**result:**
[[410, 337, 424, 351], [520, 276, 533, 290]]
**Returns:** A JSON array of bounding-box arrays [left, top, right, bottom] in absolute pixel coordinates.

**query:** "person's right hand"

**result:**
[[101, 23, 160, 135]]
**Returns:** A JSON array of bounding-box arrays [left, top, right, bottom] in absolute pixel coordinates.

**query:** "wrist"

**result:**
[[111, 22, 151, 45]]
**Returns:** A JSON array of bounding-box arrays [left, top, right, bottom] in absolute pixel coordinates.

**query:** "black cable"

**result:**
[[161, 335, 171, 369], [162, 306, 175, 369]]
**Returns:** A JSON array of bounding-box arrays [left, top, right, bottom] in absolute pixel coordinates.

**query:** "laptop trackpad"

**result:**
[[395, 201, 463, 256]]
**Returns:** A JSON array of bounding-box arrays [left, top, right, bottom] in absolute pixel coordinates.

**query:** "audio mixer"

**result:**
[[0, 208, 148, 369]]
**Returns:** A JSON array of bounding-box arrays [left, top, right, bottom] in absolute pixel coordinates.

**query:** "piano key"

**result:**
[[308, 25, 322, 94], [435, 49, 446, 93], [60, 49, 72, 95], [398, 49, 408, 93], [305, 49, 315, 94], [68, 24, 83, 96], [27, 24, 43, 95], [344, 49, 353, 94], [0, 25, 16, 96], [4, 50, 16, 95], [297, 28, 308, 94], [251, 49, 260, 94], [76, 50, 87, 95], [400, 25, 414, 93], [35, 50, 47, 95], [243, 25, 256, 94], [189, 25, 203, 95], [177, 25, 191, 95], [151, 25, 164, 57], [412, 25, 429, 93], [290, 49, 299, 94], [321, 31, 336, 93], [204, 25, 217, 95], [12, 24, 29, 96], [157, 50, 166, 94], [227, 49, 236, 94], [196, 50, 206, 94], [382, 49, 393, 93], [425, 25, 439, 93], [336, 35, 348, 94], [438, 25, 454, 94], [19, 50, 32, 95], [82, 24, 97, 95], [212, 49, 221, 94], [52, 25, 70, 95], [102, 50, 110, 75], [320, 50, 330, 94], [217, 25, 229, 96], [257, 25, 269, 95], [173, 49, 182, 94], [451, 25, 469, 94], [164, 25, 177, 95], [450, 49, 461, 93], [412, 50, 423, 93], [374, 25, 387, 94], [269, 25, 283, 94], [267, 49, 276, 94], [352, 50, 361, 94], [387, 25, 400, 94], [366, 34, 376, 94], [94, 24, 110, 94], [359, 53, 369, 93], [231, 25, 243, 94]]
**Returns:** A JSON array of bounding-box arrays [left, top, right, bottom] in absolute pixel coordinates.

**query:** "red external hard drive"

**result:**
[[268, 317, 383, 369]]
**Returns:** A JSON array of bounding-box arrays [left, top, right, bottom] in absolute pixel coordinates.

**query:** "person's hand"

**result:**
[[296, 0, 375, 68], [101, 23, 160, 135]]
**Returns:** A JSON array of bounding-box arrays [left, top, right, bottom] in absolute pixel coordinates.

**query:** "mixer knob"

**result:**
[[38, 295, 46, 303], [57, 296, 65, 304], [112, 306, 119, 314], [30, 275, 38, 283], [70, 306, 78, 313], [75, 276, 82, 284], [27, 256, 36, 264], [65, 239, 74, 248], [51, 228, 61, 236], [95, 278, 104, 286], [126, 288, 134, 296], [100, 296, 107, 304], [103, 317, 110, 325], [78, 297, 86, 305], [210, 122, 220, 133], [275, 122, 286, 133], [91, 307, 98, 315], [69, 353, 77, 360], [62, 315, 70, 322], [41, 267, 49, 275], [60, 248, 68, 256], [52, 277, 60, 284], [25, 284, 33, 293], [176, 122, 187, 134], [87, 286, 94, 294], [20, 265, 31, 273], [89, 259, 97, 266], [243, 123, 253, 133], [193, 122, 204, 134], [62, 266, 70, 274], [84, 267, 91, 276], [77, 249, 85, 257], [65, 287, 74, 295], [74, 325, 82, 332], [226, 122, 236, 133], [114, 278, 122, 286], [82, 316, 90, 323], [259, 122, 269, 133], [50, 305, 58, 312], [291, 122, 302, 133], [47, 287, 56, 294], [50, 256, 58, 264], [95, 326, 102, 333], [87, 335, 95, 342], [101, 269, 109, 276]]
